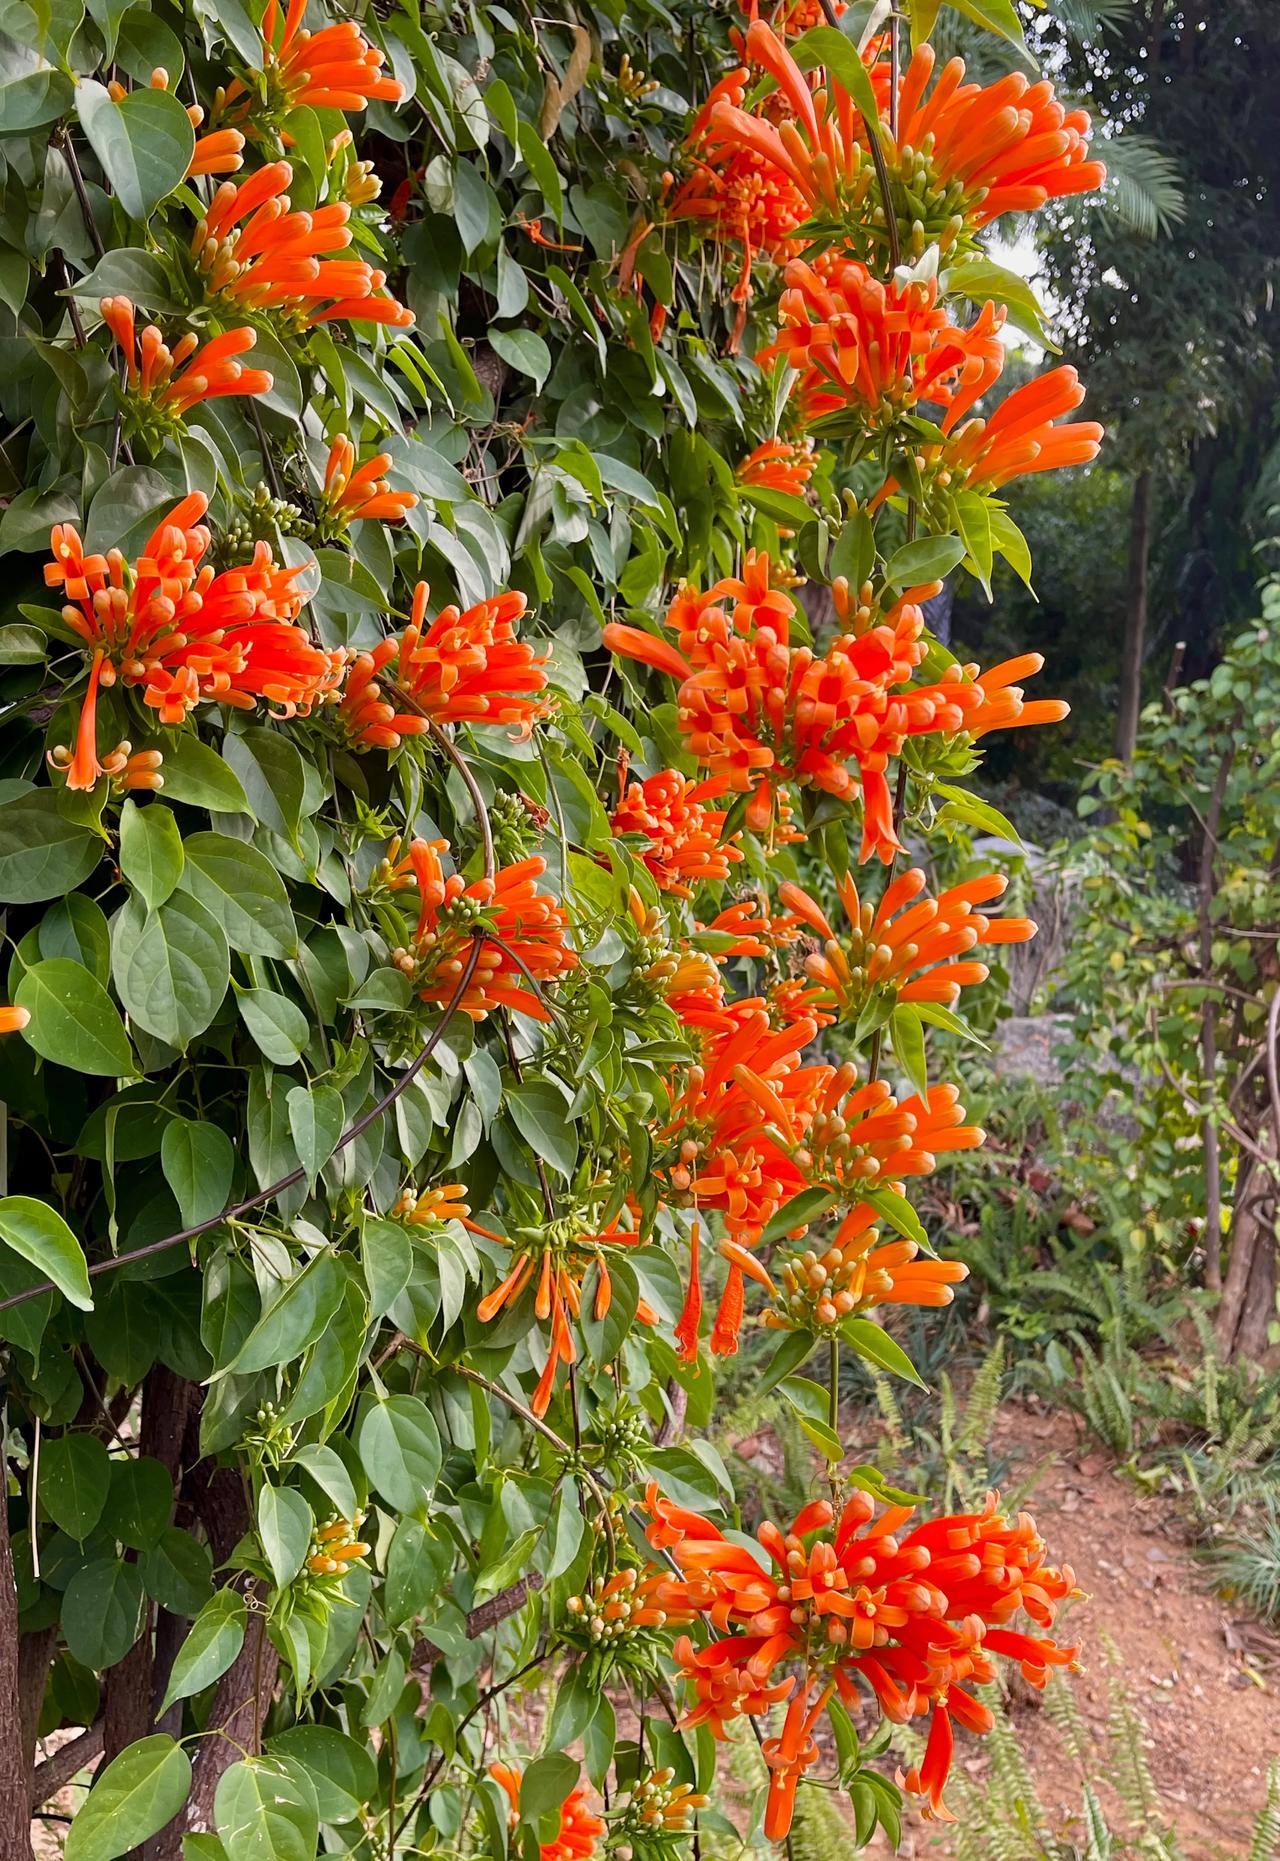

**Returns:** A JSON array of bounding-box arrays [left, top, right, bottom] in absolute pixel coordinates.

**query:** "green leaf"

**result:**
[[516, 119, 563, 222], [946, 0, 1027, 50], [0, 622, 46, 663], [221, 730, 306, 844], [258, 1483, 312, 1589], [64, 1735, 191, 1861], [884, 534, 967, 589], [860, 1183, 930, 1250], [0, 791, 99, 903], [101, 1456, 173, 1549], [286, 1085, 344, 1189], [546, 1666, 598, 1749], [112, 891, 230, 1048], [0, 1195, 93, 1309], [790, 25, 881, 130], [143, 736, 249, 813], [75, 78, 194, 220], [236, 988, 310, 1065], [520, 1754, 579, 1824], [266, 1727, 376, 1825], [159, 1588, 246, 1712], [72, 246, 186, 312], [490, 327, 552, 390], [290, 1444, 357, 1522], [842, 1315, 926, 1387], [889, 1006, 928, 1098], [38, 894, 111, 983], [944, 255, 1054, 349], [360, 1218, 414, 1319], [140, 1526, 214, 1614], [219, 1251, 345, 1378], [180, 832, 298, 958], [62, 1557, 145, 1667], [161, 1119, 235, 1228], [505, 1080, 577, 1178], [215, 1757, 319, 1861], [758, 1328, 817, 1396], [760, 1186, 838, 1246], [119, 800, 184, 911], [40, 1432, 111, 1539], [16, 958, 135, 1077], [932, 781, 1023, 845], [357, 1395, 442, 1513], [83, 465, 181, 557]]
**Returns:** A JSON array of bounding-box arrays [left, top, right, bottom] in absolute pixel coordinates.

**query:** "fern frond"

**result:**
[[1248, 1760, 1280, 1861]]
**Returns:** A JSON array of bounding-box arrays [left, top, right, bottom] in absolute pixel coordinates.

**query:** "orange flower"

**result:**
[[392, 1181, 472, 1225], [0, 1006, 31, 1034], [318, 435, 417, 531], [306, 1513, 371, 1576], [491, 1765, 605, 1861], [337, 583, 549, 751], [100, 297, 272, 418], [44, 496, 341, 787], [604, 553, 987, 861], [873, 42, 1106, 228], [646, 1484, 1077, 1834], [611, 769, 743, 895], [940, 365, 1104, 492], [666, 65, 809, 349], [256, 0, 403, 113], [700, 23, 1104, 272], [767, 1201, 967, 1331], [381, 836, 576, 1023], [471, 1209, 659, 1416], [192, 163, 412, 329], [779, 867, 1035, 1024], [736, 437, 818, 497], [761, 258, 1006, 432]]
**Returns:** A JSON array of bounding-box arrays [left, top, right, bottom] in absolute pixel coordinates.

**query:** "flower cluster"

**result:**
[[611, 769, 743, 896], [647, 1485, 1077, 1835], [604, 551, 1066, 860], [191, 162, 412, 328], [779, 866, 1036, 1027], [317, 434, 417, 532], [100, 296, 272, 422], [43, 495, 342, 789], [379, 836, 576, 1025], [338, 582, 549, 751]]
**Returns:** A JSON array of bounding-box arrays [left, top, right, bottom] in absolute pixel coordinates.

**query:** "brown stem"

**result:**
[[464, 1574, 544, 1640], [1200, 725, 1240, 1295], [0, 1484, 38, 1861], [1115, 468, 1152, 761], [29, 1721, 104, 1807]]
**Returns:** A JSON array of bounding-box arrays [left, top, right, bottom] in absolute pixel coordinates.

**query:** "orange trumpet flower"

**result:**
[[611, 769, 743, 896], [100, 297, 273, 419], [318, 434, 417, 531]]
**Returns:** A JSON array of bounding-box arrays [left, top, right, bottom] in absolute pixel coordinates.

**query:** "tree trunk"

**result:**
[[1116, 468, 1153, 761], [0, 1486, 38, 1861], [1216, 1130, 1277, 1357]]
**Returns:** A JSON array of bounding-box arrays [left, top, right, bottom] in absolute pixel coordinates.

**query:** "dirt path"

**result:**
[[889, 1403, 1280, 1859]]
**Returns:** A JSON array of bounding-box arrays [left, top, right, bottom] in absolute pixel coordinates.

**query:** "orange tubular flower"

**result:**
[[393, 1180, 471, 1225], [338, 583, 550, 752], [612, 769, 743, 896], [646, 1484, 1077, 1835], [43, 496, 341, 788], [319, 435, 417, 530], [941, 365, 1104, 492], [100, 297, 273, 418], [768, 1200, 968, 1331], [471, 1209, 659, 1415], [255, 0, 403, 114], [192, 163, 413, 329], [762, 258, 1006, 431], [736, 436, 818, 497], [699, 23, 1103, 272], [491, 1765, 605, 1861], [382, 836, 575, 1024], [0, 1006, 31, 1034], [666, 65, 809, 350], [779, 867, 1036, 1024]]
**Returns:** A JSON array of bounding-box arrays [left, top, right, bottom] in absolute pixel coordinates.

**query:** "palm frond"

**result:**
[[1095, 132, 1186, 238], [1047, 0, 1130, 43]]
